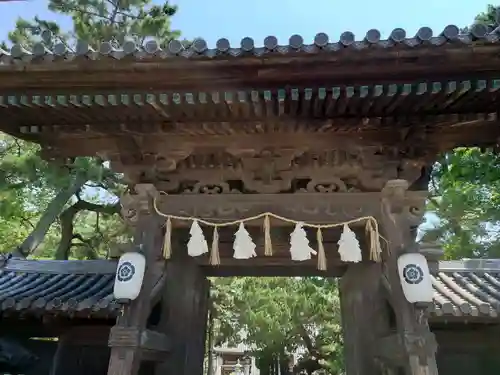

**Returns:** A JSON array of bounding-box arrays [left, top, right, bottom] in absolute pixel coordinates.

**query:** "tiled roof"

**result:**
[[0, 24, 498, 64], [2, 256, 500, 320], [0, 256, 121, 318], [429, 259, 500, 319]]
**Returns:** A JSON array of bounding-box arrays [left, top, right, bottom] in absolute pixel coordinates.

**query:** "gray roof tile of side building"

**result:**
[[0, 24, 499, 64], [0, 256, 121, 318], [430, 259, 500, 319], [1, 255, 500, 320]]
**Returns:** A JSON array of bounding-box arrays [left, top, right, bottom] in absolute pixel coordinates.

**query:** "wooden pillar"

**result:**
[[339, 263, 391, 375], [379, 180, 438, 375], [107, 184, 163, 375], [155, 237, 210, 375]]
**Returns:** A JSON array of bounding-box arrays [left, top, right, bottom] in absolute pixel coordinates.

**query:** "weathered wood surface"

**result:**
[[23, 116, 500, 170], [52, 326, 111, 375], [379, 180, 439, 375], [106, 184, 164, 375], [108, 327, 170, 359], [154, 192, 426, 225], [155, 244, 210, 375], [340, 263, 392, 375]]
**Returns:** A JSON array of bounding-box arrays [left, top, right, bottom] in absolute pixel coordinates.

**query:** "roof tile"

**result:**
[[0, 26, 499, 65], [0, 257, 120, 317], [431, 262, 500, 318], [1, 256, 500, 319]]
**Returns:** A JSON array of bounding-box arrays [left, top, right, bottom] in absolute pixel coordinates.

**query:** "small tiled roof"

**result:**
[[0, 24, 498, 65], [2, 256, 500, 320], [429, 259, 500, 319], [0, 256, 121, 318]]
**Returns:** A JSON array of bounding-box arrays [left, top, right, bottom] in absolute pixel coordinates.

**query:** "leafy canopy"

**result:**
[[421, 5, 500, 260], [212, 277, 344, 375]]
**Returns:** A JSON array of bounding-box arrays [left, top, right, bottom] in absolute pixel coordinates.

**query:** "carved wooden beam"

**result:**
[[120, 184, 158, 226], [154, 192, 426, 226]]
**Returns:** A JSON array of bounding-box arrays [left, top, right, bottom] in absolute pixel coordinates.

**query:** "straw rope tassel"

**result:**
[[316, 228, 327, 271], [263, 215, 273, 256], [366, 219, 382, 262], [210, 227, 220, 265], [152, 193, 384, 263], [162, 217, 172, 259]]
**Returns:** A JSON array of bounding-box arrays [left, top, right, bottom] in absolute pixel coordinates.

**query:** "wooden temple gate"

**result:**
[[1, 23, 500, 375]]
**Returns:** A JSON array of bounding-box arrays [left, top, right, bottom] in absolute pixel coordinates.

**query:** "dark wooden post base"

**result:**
[[340, 263, 392, 375], [155, 244, 210, 375]]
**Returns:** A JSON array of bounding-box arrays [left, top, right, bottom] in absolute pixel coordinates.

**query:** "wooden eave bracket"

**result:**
[[108, 326, 171, 354], [419, 242, 444, 275]]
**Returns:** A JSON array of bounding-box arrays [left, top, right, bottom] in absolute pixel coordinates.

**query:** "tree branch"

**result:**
[[19, 215, 35, 230], [19, 170, 88, 257], [54, 200, 120, 260], [297, 323, 316, 355]]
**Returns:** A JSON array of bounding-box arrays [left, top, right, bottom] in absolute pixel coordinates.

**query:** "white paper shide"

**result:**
[[113, 252, 146, 301], [337, 224, 362, 263], [187, 219, 209, 257], [397, 252, 433, 303], [233, 222, 257, 259], [290, 222, 317, 261]]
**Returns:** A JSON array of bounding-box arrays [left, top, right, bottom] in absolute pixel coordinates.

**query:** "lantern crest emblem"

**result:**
[[117, 261, 136, 282]]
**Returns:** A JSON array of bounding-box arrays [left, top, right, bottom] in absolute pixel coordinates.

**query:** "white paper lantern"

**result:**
[[113, 252, 146, 301], [397, 252, 433, 303]]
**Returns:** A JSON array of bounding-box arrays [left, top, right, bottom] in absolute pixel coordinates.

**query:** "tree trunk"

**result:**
[[54, 204, 78, 260], [17, 171, 88, 257], [54, 199, 120, 260]]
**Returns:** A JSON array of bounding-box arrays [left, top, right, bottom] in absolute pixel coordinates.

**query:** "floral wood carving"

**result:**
[[233, 147, 304, 194], [107, 144, 425, 195], [185, 182, 240, 194], [298, 178, 348, 193]]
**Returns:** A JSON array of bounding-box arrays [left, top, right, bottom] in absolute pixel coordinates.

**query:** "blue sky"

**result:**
[[0, 0, 494, 46]]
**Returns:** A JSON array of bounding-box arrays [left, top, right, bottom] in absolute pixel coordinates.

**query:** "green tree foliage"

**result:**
[[421, 5, 500, 260], [4, 0, 179, 49], [423, 148, 500, 259], [0, 0, 179, 258], [474, 4, 499, 25], [50, 0, 179, 46], [211, 277, 344, 375], [0, 134, 126, 258]]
